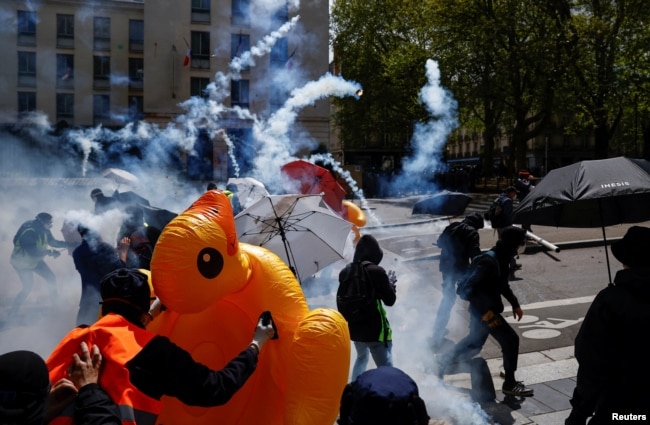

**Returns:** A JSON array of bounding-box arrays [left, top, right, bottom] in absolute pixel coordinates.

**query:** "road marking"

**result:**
[[519, 295, 595, 311]]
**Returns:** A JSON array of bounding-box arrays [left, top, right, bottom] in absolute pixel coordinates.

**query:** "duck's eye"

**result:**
[[197, 247, 224, 279]]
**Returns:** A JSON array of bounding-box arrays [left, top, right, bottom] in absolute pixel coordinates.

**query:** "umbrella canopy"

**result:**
[[102, 168, 139, 188], [513, 156, 650, 282], [227, 177, 270, 210], [235, 194, 353, 283], [281, 160, 347, 215], [412, 190, 472, 216]]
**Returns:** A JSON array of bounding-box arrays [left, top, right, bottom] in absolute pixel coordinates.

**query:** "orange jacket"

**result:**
[[46, 313, 161, 425]]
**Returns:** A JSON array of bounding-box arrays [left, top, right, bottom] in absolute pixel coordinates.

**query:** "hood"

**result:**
[[353, 234, 383, 264]]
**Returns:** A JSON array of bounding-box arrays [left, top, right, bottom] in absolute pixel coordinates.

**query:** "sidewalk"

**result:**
[[359, 195, 644, 425]]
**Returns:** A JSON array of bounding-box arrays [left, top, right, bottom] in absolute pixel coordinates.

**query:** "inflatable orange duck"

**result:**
[[148, 190, 351, 425]]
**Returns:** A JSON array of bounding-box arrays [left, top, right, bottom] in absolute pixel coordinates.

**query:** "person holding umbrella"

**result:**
[[565, 226, 650, 424]]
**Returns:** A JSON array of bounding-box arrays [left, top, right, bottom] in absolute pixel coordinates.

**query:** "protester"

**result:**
[[116, 205, 158, 270], [90, 189, 119, 215], [432, 212, 484, 348], [436, 226, 534, 397], [72, 224, 126, 326], [207, 181, 242, 215], [565, 226, 650, 424], [513, 170, 534, 202], [487, 187, 521, 278], [9, 212, 76, 318], [338, 366, 430, 425], [45, 342, 121, 424], [0, 343, 119, 425], [46, 268, 277, 423], [338, 234, 397, 380]]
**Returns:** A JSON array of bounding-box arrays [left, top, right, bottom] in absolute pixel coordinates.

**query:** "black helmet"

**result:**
[[100, 268, 151, 314], [35, 212, 53, 226]]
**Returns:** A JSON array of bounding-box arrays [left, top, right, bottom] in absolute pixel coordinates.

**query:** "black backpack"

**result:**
[[455, 250, 499, 300], [337, 260, 375, 323], [483, 196, 503, 224]]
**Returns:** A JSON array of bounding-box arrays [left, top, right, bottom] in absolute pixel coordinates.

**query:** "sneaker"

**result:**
[[502, 381, 534, 397]]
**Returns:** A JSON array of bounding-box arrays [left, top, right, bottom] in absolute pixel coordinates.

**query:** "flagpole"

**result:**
[[171, 44, 176, 99]]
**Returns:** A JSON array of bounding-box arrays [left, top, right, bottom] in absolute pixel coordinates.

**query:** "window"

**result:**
[[94, 17, 110, 51], [56, 54, 74, 88], [129, 58, 144, 91], [93, 56, 110, 89], [270, 37, 288, 67], [191, 0, 210, 23], [231, 33, 250, 59], [18, 92, 36, 113], [231, 79, 249, 108], [232, 0, 250, 27], [93, 95, 110, 125], [18, 51, 36, 87], [57, 14, 74, 48], [129, 20, 144, 52], [56, 93, 74, 121], [128, 96, 143, 121], [190, 77, 210, 98], [17, 10, 36, 45], [190, 31, 210, 69]]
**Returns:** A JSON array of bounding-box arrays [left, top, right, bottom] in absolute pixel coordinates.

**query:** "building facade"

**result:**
[[1, 0, 330, 181]]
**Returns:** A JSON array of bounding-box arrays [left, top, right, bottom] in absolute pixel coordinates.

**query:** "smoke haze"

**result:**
[[0, 0, 490, 421]]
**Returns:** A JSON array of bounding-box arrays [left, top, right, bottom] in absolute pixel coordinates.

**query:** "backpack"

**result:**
[[337, 260, 375, 323], [483, 196, 503, 223], [455, 250, 499, 301]]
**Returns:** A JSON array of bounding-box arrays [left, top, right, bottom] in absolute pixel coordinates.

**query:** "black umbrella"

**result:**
[[412, 190, 472, 216], [513, 156, 650, 282]]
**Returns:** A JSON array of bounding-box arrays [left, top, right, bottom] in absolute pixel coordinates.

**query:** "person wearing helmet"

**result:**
[[8, 212, 77, 319], [46, 268, 277, 424]]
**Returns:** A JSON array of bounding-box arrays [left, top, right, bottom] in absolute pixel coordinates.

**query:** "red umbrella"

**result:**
[[281, 160, 346, 214]]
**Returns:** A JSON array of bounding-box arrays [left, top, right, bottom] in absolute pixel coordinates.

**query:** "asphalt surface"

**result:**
[[355, 194, 647, 425]]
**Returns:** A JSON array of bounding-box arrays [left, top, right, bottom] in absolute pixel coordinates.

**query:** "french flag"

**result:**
[[183, 48, 191, 67]]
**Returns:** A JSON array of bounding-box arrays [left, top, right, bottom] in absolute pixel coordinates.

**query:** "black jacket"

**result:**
[[339, 235, 396, 342], [74, 383, 122, 425], [126, 335, 258, 407], [437, 222, 481, 275], [568, 267, 650, 423], [465, 244, 520, 316]]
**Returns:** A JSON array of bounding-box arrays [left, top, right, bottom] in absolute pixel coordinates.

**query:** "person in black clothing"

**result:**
[[436, 226, 533, 397], [338, 235, 397, 380], [90, 189, 119, 215], [72, 224, 126, 326], [565, 226, 650, 424], [489, 187, 522, 278], [116, 205, 158, 270], [432, 212, 484, 348], [0, 344, 119, 425]]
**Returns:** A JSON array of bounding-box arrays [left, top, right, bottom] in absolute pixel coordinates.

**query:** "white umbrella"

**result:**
[[102, 168, 139, 188], [235, 194, 353, 283], [227, 177, 270, 210]]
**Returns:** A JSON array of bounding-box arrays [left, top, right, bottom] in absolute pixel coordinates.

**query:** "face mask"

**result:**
[[517, 243, 526, 255]]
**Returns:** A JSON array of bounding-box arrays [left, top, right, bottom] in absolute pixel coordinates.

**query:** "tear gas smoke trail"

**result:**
[[67, 126, 103, 176], [109, 73, 131, 86], [393, 59, 458, 194], [229, 16, 300, 77], [309, 153, 381, 225], [216, 129, 241, 178], [252, 74, 362, 186]]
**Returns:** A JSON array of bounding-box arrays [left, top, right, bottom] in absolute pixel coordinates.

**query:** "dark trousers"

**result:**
[[443, 308, 519, 375]]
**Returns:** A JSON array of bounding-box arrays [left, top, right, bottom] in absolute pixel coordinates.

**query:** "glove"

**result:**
[[481, 310, 500, 329], [49, 250, 61, 259], [387, 270, 397, 286]]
